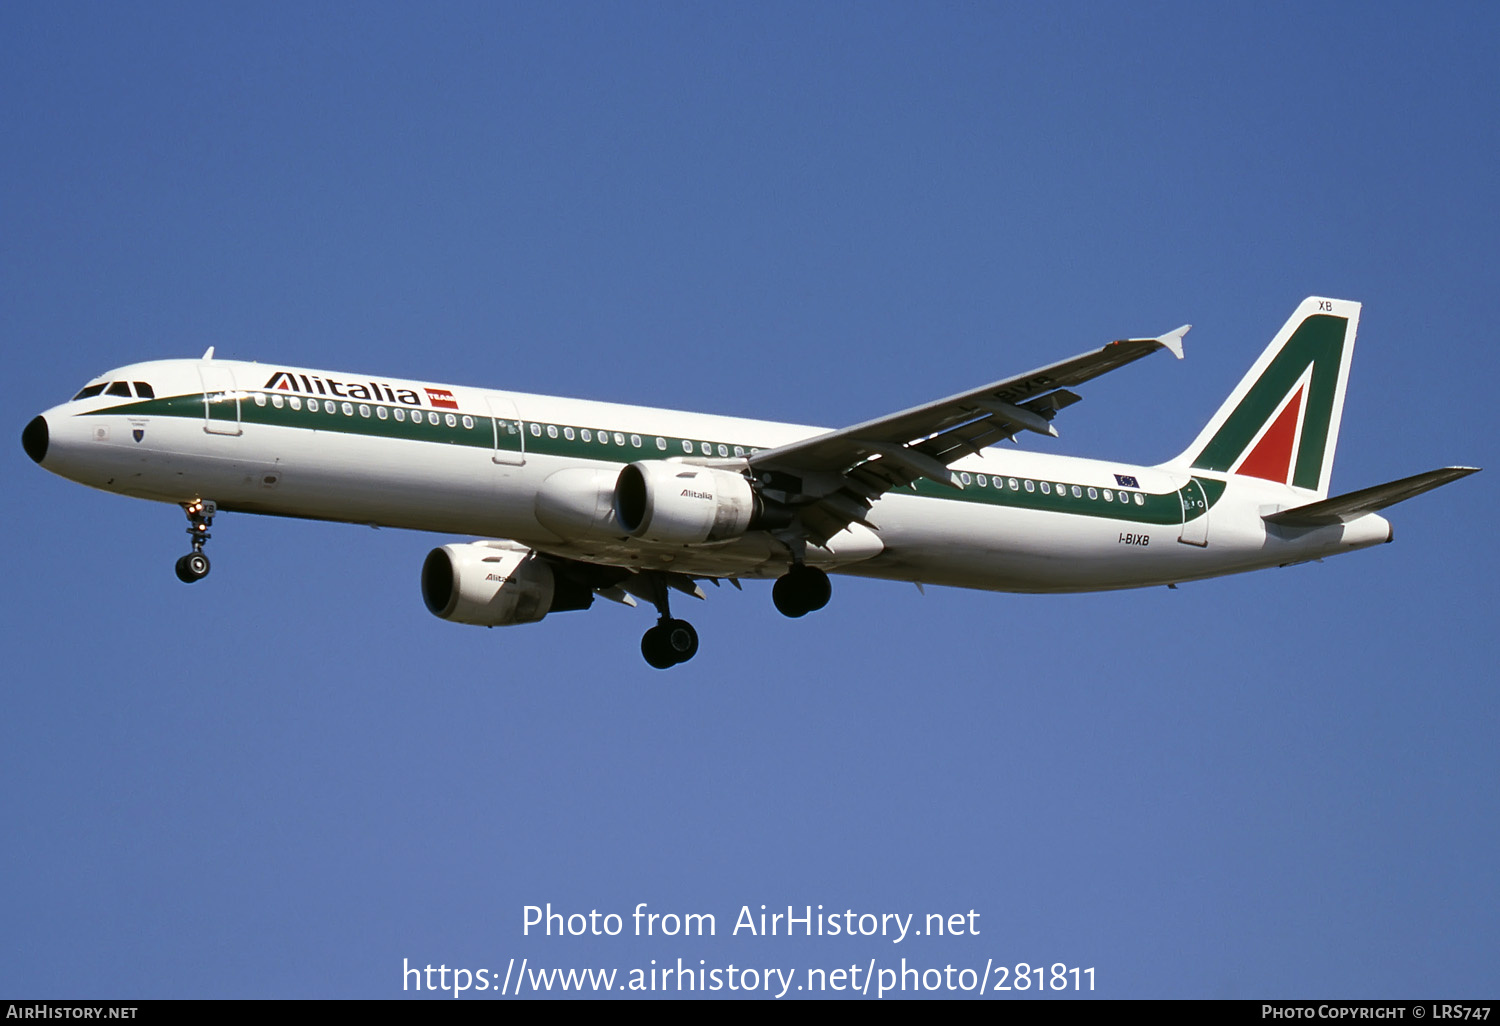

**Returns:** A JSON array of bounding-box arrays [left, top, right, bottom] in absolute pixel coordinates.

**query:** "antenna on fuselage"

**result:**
[[201, 346, 215, 360]]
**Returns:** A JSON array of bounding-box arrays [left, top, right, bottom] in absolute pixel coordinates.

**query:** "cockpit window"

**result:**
[[73, 383, 108, 400], [133, 381, 155, 399], [106, 381, 133, 397]]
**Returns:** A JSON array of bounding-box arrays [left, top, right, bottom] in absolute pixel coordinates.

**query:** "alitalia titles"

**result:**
[[264, 371, 424, 406]]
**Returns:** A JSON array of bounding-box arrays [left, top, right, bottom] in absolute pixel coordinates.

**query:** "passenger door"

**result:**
[[486, 396, 525, 465], [198, 365, 242, 436]]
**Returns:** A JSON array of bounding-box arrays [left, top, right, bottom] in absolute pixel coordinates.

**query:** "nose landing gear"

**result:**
[[174, 500, 216, 583]]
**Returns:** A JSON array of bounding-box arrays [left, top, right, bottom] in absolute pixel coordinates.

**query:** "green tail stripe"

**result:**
[[1191, 314, 1346, 490]]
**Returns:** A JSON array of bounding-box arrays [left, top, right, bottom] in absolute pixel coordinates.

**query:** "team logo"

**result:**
[[425, 388, 459, 410]]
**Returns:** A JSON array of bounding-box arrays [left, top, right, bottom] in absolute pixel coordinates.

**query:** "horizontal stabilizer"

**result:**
[[1264, 466, 1480, 527]]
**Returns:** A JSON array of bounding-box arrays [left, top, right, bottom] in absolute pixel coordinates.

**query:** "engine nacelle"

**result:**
[[534, 467, 623, 541], [421, 540, 591, 626], [614, 461, 757, 544]]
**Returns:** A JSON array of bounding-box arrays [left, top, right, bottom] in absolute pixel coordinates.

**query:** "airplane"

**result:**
[[21, 297, 1478, 668]]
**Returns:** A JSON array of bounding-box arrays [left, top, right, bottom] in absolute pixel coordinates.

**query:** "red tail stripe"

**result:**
[[1237, 386, 1303, 484]]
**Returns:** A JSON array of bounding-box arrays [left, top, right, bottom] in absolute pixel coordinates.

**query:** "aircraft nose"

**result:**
[[22, 415, 48, 464]]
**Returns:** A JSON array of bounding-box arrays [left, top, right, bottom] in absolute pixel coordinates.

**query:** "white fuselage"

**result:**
[[29, 357, 1392, 593]]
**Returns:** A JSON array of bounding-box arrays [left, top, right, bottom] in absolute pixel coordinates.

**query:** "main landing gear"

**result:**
[[174, 499, 216, 584], [641, 618, 700, 670], [772, 564, 831, 618], [637, 573, 700, 669]]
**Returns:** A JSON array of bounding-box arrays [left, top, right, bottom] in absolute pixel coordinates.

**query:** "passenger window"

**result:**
[[1040, 482, 1050, 494], [564, 427, 575, 440], [106, 381, 132, 397], [547, 425, 558, 438], [681, 440, 692, 453], [133, 382, 155, 398], [656, 437, 667, 450]]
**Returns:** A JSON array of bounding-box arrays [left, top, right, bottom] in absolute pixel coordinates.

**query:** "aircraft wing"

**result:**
[[746, 325, 1190, 545]]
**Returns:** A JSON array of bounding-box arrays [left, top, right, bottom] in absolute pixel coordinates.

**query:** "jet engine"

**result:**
[[535, 467, 623, 540], [421, 540, 592, 626], [614, 461, 761, 544]]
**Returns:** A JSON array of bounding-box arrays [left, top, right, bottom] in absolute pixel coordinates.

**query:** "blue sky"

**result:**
[[3, 3, 1496, 999]]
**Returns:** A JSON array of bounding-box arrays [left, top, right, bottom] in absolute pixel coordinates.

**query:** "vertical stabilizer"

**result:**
[[1164, 297, 1360, 499]]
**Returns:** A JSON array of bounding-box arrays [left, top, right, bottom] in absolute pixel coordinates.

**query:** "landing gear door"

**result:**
[[486, 396, 525, 465], [198, 365, 242, 436], [1177, 477, 1209, 547]]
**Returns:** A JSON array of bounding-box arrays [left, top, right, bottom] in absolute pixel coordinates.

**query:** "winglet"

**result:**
[[1155, 324, 1190, 360], [201, 346, 216, 361]]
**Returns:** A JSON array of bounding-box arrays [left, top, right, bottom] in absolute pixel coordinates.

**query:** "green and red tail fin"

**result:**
[[1165, 297, 1360, 499]]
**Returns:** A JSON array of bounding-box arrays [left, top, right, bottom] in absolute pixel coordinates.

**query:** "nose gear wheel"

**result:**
[[176, 500, 217, 583]]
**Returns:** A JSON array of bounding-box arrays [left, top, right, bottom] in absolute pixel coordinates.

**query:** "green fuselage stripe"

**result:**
[[89, 392, 1220, 526]]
